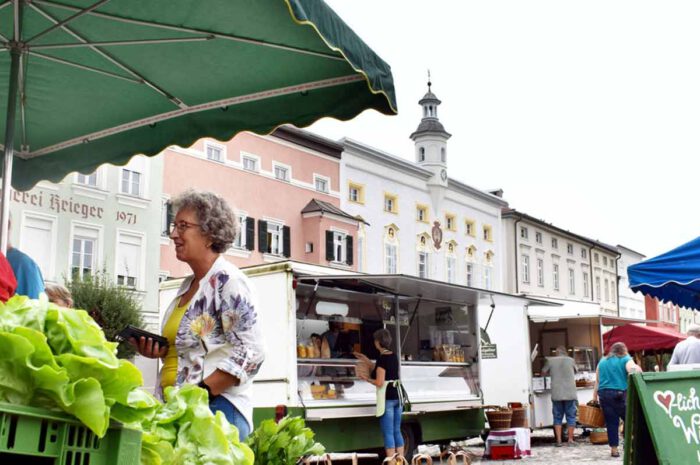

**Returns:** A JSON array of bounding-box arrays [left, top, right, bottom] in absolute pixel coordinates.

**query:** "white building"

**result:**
[[679, 307, 699, 334], [339, 84, 508, 289], [616, 245, 646, 321], [9, 156, 164, 390], [502, 210, 620, 315]]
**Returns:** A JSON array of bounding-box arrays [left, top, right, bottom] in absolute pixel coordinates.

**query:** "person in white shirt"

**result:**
[[669, 324, 700, 366]]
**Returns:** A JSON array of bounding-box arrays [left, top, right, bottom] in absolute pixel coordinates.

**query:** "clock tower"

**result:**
[[410, 76, 451, 211]]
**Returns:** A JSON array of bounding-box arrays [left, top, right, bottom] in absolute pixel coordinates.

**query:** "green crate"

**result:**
[[0, 402, 141, 465]]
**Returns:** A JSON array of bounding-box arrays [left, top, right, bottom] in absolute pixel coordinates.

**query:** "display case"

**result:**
[[569, 346, 598, 373], [297, 359, 374, 405]]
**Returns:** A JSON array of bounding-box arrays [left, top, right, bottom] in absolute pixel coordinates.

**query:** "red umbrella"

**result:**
[[603, 324, 687, 353]]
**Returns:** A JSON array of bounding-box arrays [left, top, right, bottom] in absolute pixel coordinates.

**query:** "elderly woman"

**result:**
[[592, 342, 641, 458], [132, 189, 264, 441]]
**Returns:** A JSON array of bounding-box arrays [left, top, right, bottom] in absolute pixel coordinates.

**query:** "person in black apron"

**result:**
[[357, 329, 404, 459]]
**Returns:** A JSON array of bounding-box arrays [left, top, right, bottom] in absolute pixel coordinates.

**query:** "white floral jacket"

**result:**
[[160, 256, 264, 429]]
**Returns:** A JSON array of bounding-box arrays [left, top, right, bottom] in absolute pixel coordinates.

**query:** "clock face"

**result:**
[[440, 169, 447, 181]]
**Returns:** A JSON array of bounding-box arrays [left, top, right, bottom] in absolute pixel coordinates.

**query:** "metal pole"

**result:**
[[394, 294, 401, 378], [1, 47, 21, 254]]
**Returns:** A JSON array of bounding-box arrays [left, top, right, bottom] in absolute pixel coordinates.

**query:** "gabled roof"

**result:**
[[301, 198, 365, 224], [502, 208, 619, 255]]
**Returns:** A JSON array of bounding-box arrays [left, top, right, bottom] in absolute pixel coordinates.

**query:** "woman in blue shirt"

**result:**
[[592, 342, 642, 458]]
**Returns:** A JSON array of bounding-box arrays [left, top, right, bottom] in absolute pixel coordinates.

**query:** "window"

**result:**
[[384, 194, 398, 213], [595, 276, 601, 301], [417, 252, 429, 278], [535, 231, 542, 244], [583, 272, 590, 298], [567, 243, 574, 255], [521, 255, 530, 283], [120, 169, 142, 196], [418, 147, 425, 162], [242, 155, 258, 171], [568, 268, 575, 295], [466, 263, 474, 287], [233, 215, 247, 249], [314, 175, 329, 193], [160, 199, 172, 237], [537, 258, 544, 287], [266, 222, 284, 255], [466, 245, 476, 260], [465, 219, 475, 237], [603, 256, 608, 266], [116, 233, 143, 289], [446, 256, 456, 283], [331, 231, 347, 263], [551, 238, 558, 249], [483, 225, 493, 242], [483, 267, 492, 290], [611, 284, 617, 304], [440, 147, 446, 162], [385, 243, 397, 273], [446, 214, 456, 231], [553, 263, 560, 290], [581, 248, 587, 260], [416, 204, 428, 223], [594, 253, 600, 263], [72, 227, 98, 280], [348, 182, 364, 204], [76, 172, 98, 187], [273, 164, 290, 182], [20, 215, 55, 281], [520, 227, 529, 240], [604, 279, 610, 302], [205, 142, 224, 162]]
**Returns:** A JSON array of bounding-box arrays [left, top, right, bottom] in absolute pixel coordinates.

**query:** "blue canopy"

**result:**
[[628, 236, 700, 310]]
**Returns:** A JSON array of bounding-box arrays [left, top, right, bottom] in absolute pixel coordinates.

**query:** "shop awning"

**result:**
[[296, 273, 559, 307], [602, 323, 687, 353], [527, 297, 603, 322], [628, 236, 700, 310]]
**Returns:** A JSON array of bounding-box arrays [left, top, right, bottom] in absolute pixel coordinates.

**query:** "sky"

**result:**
[[307, 1, 700, 258]]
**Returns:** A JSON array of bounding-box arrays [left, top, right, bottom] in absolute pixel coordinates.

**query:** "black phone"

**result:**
[[116, 325, 169, 349]]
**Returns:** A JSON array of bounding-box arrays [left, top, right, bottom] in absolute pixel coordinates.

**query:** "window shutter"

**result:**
[[325, 231, 334, 261], [282, 226, 291, 257], [245, 217, 255, 251], [258, 220, 267, 253], [346, 236, 354, 266]]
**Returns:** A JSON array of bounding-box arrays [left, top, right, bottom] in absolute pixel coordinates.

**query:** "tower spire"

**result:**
[[427, 69, 432, 92]]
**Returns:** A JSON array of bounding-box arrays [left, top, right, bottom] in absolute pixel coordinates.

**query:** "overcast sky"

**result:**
[[307, 1, 700, 259]]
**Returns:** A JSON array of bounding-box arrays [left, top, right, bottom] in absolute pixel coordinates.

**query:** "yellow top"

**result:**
[[160, 298, 189, 388]]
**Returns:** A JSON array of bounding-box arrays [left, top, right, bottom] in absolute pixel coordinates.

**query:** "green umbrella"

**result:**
[[0, 0, 396, 250]]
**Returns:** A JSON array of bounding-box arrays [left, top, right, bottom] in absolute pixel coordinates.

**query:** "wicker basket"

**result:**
[[509, 407, 528, 428], [486, 408, 512, 430], [578, 404, 605, 427], [590, 429, 608, 445]]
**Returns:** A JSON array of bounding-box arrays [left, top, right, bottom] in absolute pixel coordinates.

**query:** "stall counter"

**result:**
[[531, 387, 595, 428]]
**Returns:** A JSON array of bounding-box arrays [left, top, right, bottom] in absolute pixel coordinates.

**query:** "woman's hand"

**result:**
[[129, 336, 168, 359]]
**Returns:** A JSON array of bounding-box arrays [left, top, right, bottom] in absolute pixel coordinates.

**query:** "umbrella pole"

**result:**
[[1, 48, 21, 254]]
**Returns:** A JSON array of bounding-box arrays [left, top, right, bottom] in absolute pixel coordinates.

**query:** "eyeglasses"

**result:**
[[169, 220, 202, 234]]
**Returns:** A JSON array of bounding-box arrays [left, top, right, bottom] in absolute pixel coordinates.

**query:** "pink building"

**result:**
[[160, 126, 361, 278]]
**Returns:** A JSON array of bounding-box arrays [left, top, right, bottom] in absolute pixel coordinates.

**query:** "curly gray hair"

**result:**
[[172, 189, 238, 253]]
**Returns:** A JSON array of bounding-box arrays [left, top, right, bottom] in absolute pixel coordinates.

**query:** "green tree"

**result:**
[[66, 271, 145, 359]]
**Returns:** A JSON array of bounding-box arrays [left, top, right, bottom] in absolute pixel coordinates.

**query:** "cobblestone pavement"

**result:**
[[450, 429, 624, 464]]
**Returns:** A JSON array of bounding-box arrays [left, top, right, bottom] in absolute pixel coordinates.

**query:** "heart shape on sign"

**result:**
[[653, 390, 675, 417]]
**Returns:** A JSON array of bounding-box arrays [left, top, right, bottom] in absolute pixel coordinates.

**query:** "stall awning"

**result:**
[[527, 297, 603, 322], [602, 324, 687, 353], [296, 274, 558, 307], [628, 236, 700, 310]]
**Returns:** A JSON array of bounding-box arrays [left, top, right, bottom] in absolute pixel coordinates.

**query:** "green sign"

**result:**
[[481, 343, 497, 359], [625, 371, 700, 465]]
